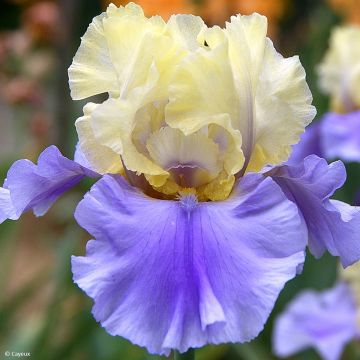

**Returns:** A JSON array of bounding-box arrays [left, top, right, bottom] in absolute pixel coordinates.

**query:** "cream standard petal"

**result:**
[[220, 14, 314, 172], [68, 10, 119, 100], [91, 98, 168, 187], [147, 127, 222, 187], [318, 25, 360, 112], [166, 14, 205, 51], [165, 43, 244, 176], [102, 5, 172, 100], [75, 103, 123, 174], [166, 14, 270, 175], [248, 39, 316, 172], [103, 6, 208, 102], [69, 3, 170, 101], [223, 13, 267, 164]]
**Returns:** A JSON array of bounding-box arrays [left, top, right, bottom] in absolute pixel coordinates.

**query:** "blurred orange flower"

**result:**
[[103, 0, 287, 37], [236, 0, 287, 37], [202, 0, 287, 36], [328, 0, 360, 25], [235, 0, 286, 18], [103, 0, 195, 20]]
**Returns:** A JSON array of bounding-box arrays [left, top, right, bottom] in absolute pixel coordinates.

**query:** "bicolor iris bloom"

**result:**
[[1, 2, 360, 356]]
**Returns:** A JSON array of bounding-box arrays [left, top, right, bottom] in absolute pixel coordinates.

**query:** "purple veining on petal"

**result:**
[[273, 283, 357, 360], [72, 172, 305, 355], [268, 155, 360, 267]]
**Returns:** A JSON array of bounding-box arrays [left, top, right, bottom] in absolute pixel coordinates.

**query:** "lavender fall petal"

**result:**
[[269, 155, 360, 267], [72, 173, 306, 355], [4, 145, 98, 218]]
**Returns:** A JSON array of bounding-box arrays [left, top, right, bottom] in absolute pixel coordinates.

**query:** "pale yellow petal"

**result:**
[[224, 14, 315, 171], [75, 102, 123, 174], [91, 98, 169, 187], [69, 2, 172, 101], [224, 13, 268, 161], [165, 43, 244, 176], [197, 25, 225, 48], [103, 5, 203, 102], [226, 13, 268, 89], [248, 38, 316, 172], [68, 10, 119, 100], [131, 101, 166, 156], [166, 14, 205, 51], [102, 5, 170, 99], [146, 127, 222, 187]]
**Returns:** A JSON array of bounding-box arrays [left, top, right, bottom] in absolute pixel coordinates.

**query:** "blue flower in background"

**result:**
[[290, 111, 360, 165], [274, 261, 360, 360], [273, 283, 358, 360]]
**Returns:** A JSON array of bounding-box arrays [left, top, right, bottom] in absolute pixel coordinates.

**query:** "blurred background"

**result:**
[[0, 0, 360, 359]]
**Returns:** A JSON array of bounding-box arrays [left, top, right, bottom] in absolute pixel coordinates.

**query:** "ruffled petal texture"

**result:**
[[166, 13, 316, 173], [268, 155, 360, 267], [68, 3, 174, 100], [248, 37, 316, 171], [72, 173, 306, 355], [68, 3, 315, 200], [321, 111, 360, 162], [4, 146, 98, 218], [75, 103, 123, 174], [273, 283, 357, 360]]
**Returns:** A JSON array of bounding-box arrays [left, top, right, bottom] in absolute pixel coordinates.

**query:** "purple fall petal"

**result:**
[[268, 155, 360, 267], [288, 122, 323, 164], [273, 283, 357, 360], [4, 145, 98, 218], [321, 111, 360, 162], [72, 173, 306, 355]]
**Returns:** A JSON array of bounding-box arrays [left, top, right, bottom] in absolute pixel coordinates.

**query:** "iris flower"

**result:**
[[273, 283, 358, 360], [273, 262, 360, 360], [290, 25, 360, 164], [1, 3, 360, 356]]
